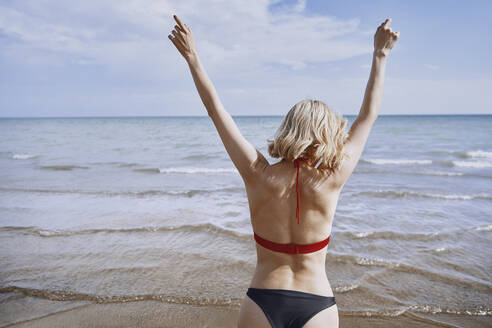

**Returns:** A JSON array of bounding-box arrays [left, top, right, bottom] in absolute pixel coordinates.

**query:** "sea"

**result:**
[[0, 115, 491, 327]]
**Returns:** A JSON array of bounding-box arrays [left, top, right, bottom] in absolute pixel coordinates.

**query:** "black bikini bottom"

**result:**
[[246, 287, 336, 328]]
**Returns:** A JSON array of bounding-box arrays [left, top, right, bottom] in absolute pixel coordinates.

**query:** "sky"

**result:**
[[0, 0, 491, 117]]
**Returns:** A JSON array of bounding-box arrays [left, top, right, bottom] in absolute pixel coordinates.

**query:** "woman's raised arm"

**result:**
[[330, 18, 400, 188], [359, 18, 400, 119], [168, 15, 269, 182]]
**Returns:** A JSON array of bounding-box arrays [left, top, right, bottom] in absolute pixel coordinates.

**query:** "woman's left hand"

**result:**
[[168, 14, 197, 63]]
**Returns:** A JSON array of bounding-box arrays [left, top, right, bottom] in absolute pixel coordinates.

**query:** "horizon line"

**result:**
[[1, 113, 491, 119]]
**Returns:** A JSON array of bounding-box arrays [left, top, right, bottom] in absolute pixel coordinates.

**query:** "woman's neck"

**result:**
[[282, 157, 317, 167]]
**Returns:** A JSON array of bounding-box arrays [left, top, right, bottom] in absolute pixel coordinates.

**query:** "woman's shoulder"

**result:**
[[257, 160, 340, 192]]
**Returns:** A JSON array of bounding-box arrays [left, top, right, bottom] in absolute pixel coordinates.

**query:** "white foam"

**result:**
[[423, 171, 463, 176], [354, 232, 372, 238], [473, 224, 492, 232], [426, 193, 473, 200], [424, 192, 492, 200], [366, 189, 484, 200], [453, 161, 492, 168], [159, 167, 238, 174], [12, 154, 37, 160], [335, 284, 359, 293], [410, 304, 492, 316], [364, 158, 432, 165], [355, 256, 400, 268], [466, 150, 492, 159]]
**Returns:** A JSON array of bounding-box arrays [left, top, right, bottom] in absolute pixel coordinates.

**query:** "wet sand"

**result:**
[[3, 300, 490, 328]]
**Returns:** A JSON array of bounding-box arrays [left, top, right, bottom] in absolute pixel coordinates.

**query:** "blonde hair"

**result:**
[[267, 99, 350, 174]]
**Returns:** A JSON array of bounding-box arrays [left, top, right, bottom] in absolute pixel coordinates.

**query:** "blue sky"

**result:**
[[0, 0, 491, 117]]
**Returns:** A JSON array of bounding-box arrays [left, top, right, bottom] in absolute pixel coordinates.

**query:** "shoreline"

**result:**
[[2, 300, 490, 328]]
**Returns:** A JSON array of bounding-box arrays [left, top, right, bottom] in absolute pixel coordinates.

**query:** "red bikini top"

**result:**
[[253, 158, 331, 254]]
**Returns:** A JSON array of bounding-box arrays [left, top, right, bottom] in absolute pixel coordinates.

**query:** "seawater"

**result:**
[[0, 115, 491, 326]]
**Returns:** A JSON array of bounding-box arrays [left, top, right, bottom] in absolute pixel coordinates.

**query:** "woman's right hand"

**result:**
[[374, 18, 399, 57]]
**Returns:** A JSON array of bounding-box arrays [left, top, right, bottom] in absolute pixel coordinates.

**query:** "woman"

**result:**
[[169, 15, 399, 328]]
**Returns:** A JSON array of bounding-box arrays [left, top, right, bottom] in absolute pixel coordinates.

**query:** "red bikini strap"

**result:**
[[254, 232, 330, 254], [294, 158, 301, 224]]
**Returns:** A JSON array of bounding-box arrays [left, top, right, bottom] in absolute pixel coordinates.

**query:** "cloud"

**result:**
[[0, 0, 388, 117], [293, 0, 307, 13], [0, 0, 371, 79], [0, 1, 488, 117]]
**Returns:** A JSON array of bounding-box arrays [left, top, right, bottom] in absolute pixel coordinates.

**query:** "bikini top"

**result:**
[[253, 158, 331, 254]]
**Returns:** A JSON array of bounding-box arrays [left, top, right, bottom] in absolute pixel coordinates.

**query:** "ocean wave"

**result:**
[[328, 252, 492, 291], [357, 169, 492, 179], [454, 149, 492, 159], [5, 223, 480, 245], [117, 162, 139, 167], [334, 284, 359, 293], [328, 252, 401, 269], [341, 230, 445, 242], [428, 149, 492, 159], [353, 189, 492, 200], [3, 285, 489, 318], [340, 306, 492, 318], [436, 159, 492, 168], [336, 224, 490, 243], [0, 186, 244, 198], [354, 169, 466, 177], [81, 257, 256, 277], [133, 167, 239, 174], [361, 158, 432, 165], [0, 285, 242, 306], [392, 263, 492, 292], [465, 150, 492, 159], [133, 168, 161, 173], [410, 170, 464, 176], [452, 160, 492, 168], [353, 231, 372, 238], [472, 224, 492, 232], [174, 167, 236, 174], [432, 149, 492, 168], [181, 154, 217, 161], [88, 164, 238, 173], [0, 223, 251, 241], [355, 257, 399, 267], [408, 304, 492, 316], [12, 153, 37, 160], [89, 161, 138, 167], [39, 165, 89, 171], [364, 150, 492, 169], [419, 247, 454, 255], [4, 285, 488, 317]]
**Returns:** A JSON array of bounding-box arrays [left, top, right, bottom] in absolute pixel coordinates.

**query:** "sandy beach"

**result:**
[[2, 299, 491, 328]]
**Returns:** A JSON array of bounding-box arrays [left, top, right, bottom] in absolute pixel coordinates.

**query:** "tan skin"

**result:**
[[169, 15, 399, 328]]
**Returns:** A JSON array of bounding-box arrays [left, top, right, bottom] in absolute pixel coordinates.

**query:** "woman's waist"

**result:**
[[249, 262, 333, 297]]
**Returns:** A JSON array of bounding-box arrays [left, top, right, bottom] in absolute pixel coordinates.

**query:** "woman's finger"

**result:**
[[172, 29, 185, 43], [169, 34, 186, 54], [175, 24, 185, 34], [170, 32, 181, 46], [173, 15, 187, 33]]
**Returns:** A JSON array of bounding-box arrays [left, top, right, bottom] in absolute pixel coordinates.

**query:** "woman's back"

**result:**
[[246, 158, 342, 296]]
